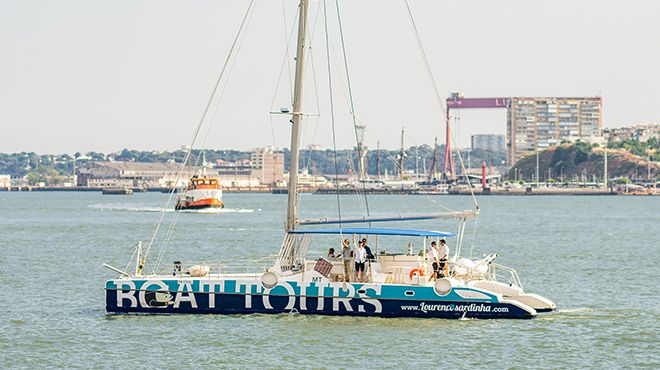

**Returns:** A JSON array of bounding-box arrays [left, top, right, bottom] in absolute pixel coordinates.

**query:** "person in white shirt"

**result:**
[[438, 239, 449, 277], [430, 241, 441, 281], [354, 241, 367, 282]]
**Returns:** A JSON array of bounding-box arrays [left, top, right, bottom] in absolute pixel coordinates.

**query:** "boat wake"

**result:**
[[557, 307, 592, 314], [179, 208, 256, 214], [89, 204, 257, 213]]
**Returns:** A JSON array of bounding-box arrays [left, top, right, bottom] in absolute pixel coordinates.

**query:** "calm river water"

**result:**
[[0, 192, 658, 368]]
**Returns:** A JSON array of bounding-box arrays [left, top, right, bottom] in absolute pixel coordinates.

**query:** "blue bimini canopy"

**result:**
[[288, 227, 455, 238]]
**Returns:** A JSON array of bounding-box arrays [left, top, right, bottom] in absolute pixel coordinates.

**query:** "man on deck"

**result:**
[[438, 239, 449, 277], [341, 239, 352, 282], [430, 241, 441, 281], [362, 238, 374, 260]]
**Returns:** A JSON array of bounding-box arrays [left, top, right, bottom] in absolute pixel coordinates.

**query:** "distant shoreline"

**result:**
[[1, 186, 655, 196]]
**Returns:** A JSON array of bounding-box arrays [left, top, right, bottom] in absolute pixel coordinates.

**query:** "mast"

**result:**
[[286, 0, 309, 231], [604, 143, 608, 189], [201, 151, 207, 177], [431, 136, 438, 180], [399, 127, 405, 181], [376, 140, 381, 179]]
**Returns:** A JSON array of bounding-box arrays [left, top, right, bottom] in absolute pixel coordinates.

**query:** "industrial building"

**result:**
[[77, 147, 285, 188], [76, 162, 195, 188]]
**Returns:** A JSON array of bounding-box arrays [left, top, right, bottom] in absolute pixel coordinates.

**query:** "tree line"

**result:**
[[0, 146, 506, 183]]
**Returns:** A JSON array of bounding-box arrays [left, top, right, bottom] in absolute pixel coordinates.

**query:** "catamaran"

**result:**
[[104, 0, 554, 319]]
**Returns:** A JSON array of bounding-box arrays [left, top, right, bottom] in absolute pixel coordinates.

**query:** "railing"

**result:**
[[145, 255, 279, 278], [485, 262, 523, 289]]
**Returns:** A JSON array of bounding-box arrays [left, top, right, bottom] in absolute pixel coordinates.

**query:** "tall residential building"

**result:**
[[471, 134, 505, 152], [506, 96, 602, 163], [251, 147, 284, 185]]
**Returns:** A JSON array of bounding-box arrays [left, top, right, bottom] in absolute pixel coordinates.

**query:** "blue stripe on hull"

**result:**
[[106, 290, 533, 319]]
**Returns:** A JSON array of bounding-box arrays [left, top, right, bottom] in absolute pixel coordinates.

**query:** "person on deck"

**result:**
[[327, 248, 336, 259], [430, 241, 441, 281], [438, 239, 449, 277], [341, 239, 352, 282], [362, 238, 374, 260], [354, 241, 367, 282]]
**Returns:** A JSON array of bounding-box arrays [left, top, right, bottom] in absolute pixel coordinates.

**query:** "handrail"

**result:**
[[486, 262, 523, 289], [115, 256, 279, 278]]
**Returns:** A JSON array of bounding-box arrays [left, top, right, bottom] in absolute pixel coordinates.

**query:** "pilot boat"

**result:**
[[174, 175, 223, 210], [175, 157, 223, 210], [104, 0, 554, 319]]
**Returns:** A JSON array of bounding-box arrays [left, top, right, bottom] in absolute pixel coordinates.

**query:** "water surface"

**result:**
[[0, 192, 658, 368]]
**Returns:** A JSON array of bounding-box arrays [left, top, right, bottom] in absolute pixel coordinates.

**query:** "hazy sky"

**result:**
[[1, 0, 658, 154]]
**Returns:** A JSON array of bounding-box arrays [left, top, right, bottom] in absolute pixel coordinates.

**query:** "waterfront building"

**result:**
[[471, 134, 505, 152], [251, 147, 284, 185], [507, 97, 602, 163], [604, 123, 659, 143], [77, 162, 195, 188], [0, 174, 10, 188], [77, 147, 284, 188], [215, 159, 260, 188]]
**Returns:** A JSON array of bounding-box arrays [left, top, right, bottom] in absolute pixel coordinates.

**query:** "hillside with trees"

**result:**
[[509, 141, 659, 182]]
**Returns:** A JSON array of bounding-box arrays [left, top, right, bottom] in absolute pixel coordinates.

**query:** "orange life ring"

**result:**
[[409, 268, 426, 280]]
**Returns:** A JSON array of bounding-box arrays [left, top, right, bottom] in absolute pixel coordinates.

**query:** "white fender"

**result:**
[[434, 277, 457, 296], [189, 265, 210, 277], [261, 271, 278, 289]]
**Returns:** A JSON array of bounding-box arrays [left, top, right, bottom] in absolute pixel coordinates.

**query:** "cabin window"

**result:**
[[357, 289, 366, 294], [405, 290, 415, 296]]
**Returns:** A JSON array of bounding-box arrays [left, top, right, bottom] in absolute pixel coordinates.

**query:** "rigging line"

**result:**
[[143, 0, 256, 266], [269, 3, 300, 147], [403, 0, 478, 211], [379, 148, 456, 212], [301, 2, 323, 172], [303, 49, 322, 172], [123, 243, 138, 276], [283, 0, 295, 105], [323, 0, 343, 236], [158, 1, 258, 268], [195, 0, 257, 169], [468, 215, 479, 258], [272, 10, 298, 111], [449, 118, 479, 211], [334, 0, 370, 217], [397, 130, 460, 207], [403, 0, 445, 117]]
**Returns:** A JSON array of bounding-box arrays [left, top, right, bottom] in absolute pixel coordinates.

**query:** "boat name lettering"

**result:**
[[112, 280, 383, 313]]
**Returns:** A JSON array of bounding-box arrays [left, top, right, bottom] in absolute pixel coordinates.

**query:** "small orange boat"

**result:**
[[175, 175, 224, 210]]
